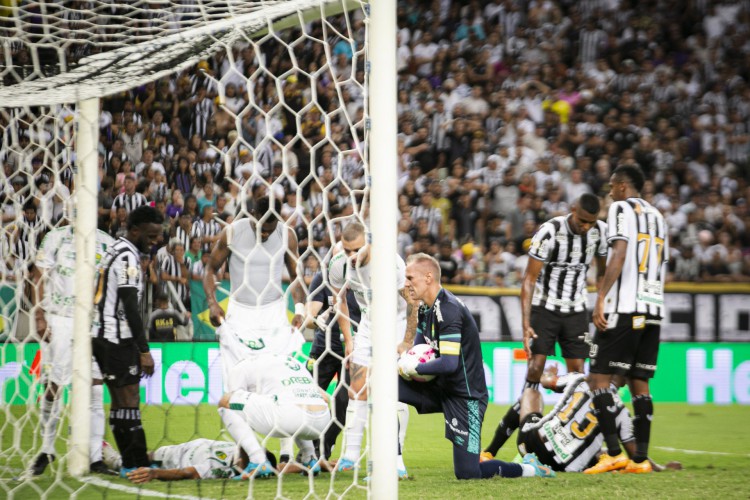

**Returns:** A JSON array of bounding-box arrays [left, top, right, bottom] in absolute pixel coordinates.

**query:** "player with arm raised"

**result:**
[[29, 216, 115, 476], [92, 205, 163, 476], [585, 165, 669, 474], [482, 194, 607, 460], [202, 195, 305, 382], [328, 222, 414, 478], [217, 354, 332, 478], [397, 253, 555, 480]]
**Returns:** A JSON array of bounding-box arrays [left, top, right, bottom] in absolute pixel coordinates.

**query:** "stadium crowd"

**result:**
[[2, 0, 750, 327]]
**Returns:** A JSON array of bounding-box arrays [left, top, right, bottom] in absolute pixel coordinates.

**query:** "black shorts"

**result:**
[[589, 313, 661, 379], [529, 306, 589, 359], [517, 413, 560, 472], [92, 338, 142, 388], [398, 378, 486, 455]]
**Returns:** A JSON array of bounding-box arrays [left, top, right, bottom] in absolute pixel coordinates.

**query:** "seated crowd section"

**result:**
[[2, 0, 750, 335]]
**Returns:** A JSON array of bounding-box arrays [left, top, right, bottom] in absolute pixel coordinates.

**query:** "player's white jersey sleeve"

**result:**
[[607, 201, 635, 243], [35, 226, 63, 271], [527, 220, 556, 262], [327, 253, 347, 290], [595, 220, 608, 257], [396, 254, 406, 290]]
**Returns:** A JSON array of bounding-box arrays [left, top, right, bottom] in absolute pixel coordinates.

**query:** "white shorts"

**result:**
[[351, 316, 408, 368], [41, 313, 102, 385], [229, 391, 330, 441], [218, 298, 303, 383]]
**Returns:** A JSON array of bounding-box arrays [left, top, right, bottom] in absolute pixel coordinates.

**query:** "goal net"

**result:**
[[0, 0, 399, 498]]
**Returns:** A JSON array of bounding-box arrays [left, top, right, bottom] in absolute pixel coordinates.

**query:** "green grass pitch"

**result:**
[[1, 403, 749, 499]]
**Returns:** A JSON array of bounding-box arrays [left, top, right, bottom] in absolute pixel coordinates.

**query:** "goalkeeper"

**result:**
[[398, 253, 555, 480]]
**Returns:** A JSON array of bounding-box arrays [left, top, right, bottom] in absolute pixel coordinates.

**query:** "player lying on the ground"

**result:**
[[124, 439, 267, 483], [514, 366, 682, 473], [217, 354, 331, 479]]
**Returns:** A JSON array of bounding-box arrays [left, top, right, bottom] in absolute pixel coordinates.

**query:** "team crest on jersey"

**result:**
[[215, 451, 227, 460], [285, 357, 301, 371], [129, 365, 138, 375], [434, 299, 443, 323], [242, 337, 266, 350]]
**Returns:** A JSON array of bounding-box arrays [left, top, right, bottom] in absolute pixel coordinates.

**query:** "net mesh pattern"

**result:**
[[0, 0, 379, 497]]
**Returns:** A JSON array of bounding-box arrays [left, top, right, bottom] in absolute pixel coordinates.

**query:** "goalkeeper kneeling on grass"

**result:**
[[217, 354, 332, 479], [397, 254, 556, 480]]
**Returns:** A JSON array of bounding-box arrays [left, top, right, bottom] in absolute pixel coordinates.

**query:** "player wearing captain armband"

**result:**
[[397, 253, 555, 480], [587, 165, 669, 474], [483, 194, 608, 461], [217, 354, 332, 479], [30, 214, 116, 476], [327, 223, 413, 478], [202, 195, 306, 386]]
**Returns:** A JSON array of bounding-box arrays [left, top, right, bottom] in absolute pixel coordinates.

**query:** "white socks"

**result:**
[[397, 401, 409, 471], [90, 385, 104, 463], [296, 438, 315, 463], [40, 395, 61, 455], [279, 437, 294, 460], [341, 399, 367, 462], [521, 464, 536, 477], [218, 407, 265, 464]]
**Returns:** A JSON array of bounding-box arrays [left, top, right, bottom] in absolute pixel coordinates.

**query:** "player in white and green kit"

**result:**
[[126, 439, 245, 482], [218, 354, 331, 479], [31, 221, 115, 475]]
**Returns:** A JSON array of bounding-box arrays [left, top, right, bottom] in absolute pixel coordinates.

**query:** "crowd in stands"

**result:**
[[2, 0, 750, 326]]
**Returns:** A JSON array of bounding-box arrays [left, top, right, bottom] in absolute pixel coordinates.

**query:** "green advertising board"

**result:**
[[1, 342, 748, 405]]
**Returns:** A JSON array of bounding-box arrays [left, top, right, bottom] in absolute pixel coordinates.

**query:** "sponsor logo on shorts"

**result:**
[[129, 365, 138, 375], [633, 316, 646, 330], [609, 361, 631, 370], [635, 363, 656, 370], [445, 418, 468, 437]]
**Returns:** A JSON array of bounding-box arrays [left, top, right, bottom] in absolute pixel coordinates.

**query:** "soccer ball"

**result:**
[[401, 344, 437, 382], [102, 440, 122, 471]]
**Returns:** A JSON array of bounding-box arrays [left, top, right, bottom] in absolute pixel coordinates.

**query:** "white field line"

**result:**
[[655, 446, 750, 457], [79, 475, 215, 500]]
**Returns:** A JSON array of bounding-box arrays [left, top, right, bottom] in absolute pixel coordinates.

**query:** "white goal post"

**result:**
[[1, 0, 399, 496]]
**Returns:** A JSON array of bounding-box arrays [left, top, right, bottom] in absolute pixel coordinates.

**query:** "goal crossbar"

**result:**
[[0, 0, 362, 107]]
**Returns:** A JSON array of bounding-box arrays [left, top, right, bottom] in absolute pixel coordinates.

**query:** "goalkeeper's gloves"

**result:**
[[398, 355, 419, 381]]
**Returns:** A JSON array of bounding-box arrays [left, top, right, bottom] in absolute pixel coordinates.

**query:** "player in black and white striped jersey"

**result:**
[[91, 206, 163, 475], [482, 193, 607, 461], [586, 165, 668, 475]]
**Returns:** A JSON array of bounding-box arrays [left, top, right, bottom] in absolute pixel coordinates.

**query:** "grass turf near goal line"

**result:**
[[1, 403, 748, 499]]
